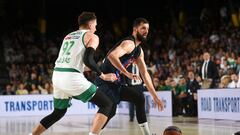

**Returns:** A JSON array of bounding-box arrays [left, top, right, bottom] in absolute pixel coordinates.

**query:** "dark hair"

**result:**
[[133, 18, 149, 27], [78, 12, 97, 26], [164, 126, 182, 134]]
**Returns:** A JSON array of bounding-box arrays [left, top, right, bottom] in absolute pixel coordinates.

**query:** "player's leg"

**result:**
[[100, 103, 117, 130], [72, 83, 116, 135], [94, 79, 120, 130], [129, 102, 135, 122], [121, 85, 146, 123], [88, 89, 115, 134], [86, 104, 117, 135], [31, 72, 71, 135], [120, 85, 151, 135], [31, 95, 70, 135], [32, 108, 68, 135]]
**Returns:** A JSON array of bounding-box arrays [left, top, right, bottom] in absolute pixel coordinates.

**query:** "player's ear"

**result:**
[[133, 27, 137, 32], [88, 22, 92, 29]]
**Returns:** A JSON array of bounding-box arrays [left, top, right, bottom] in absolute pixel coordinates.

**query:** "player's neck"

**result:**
[[135, 40, 142, 46], [79, 26, 90, 30]]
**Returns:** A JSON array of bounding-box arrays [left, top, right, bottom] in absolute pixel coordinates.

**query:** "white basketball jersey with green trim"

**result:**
[[55, 30, 89, 72]]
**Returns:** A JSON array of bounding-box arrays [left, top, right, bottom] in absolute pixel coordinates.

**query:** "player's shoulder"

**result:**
[[121, 40, 134, 46], [85, 31, 99, 40]]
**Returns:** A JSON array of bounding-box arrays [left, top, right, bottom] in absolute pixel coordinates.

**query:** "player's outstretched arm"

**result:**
[[135, 48, 164, 111]]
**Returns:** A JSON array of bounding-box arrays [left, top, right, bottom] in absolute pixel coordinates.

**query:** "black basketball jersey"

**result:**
[[100, 35, 142, 83], [120, 63, 143, 86]]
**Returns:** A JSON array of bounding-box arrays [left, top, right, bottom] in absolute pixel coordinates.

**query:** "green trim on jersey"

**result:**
[[54, 67, 80, 73], [53, 84, 96, 109], [82, 32, 87, 48], [54, 98, 71, 109], [73, 84, 97, 102]]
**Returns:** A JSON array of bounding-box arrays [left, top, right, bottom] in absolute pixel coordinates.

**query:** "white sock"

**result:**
[[89, 132, 97, 135], [138, 122, 151, 135], [99, 129, 104, 135]]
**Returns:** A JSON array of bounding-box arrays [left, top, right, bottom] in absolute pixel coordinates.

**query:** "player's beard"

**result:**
[[136, 32, 147, 42]]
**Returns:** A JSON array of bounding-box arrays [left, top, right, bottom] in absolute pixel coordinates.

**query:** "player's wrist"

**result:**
[[99, 73, 105, 79], [125, 72, 131, 78]]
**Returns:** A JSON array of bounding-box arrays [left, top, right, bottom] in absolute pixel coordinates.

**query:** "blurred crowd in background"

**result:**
[[1, 0, 240, 116]]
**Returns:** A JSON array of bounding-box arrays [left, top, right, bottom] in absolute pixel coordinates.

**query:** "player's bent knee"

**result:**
[[40, 108, 67, 129], [54, 108, 67, 119], [98, 100, 114, 117], [103, 104, 116, 119]]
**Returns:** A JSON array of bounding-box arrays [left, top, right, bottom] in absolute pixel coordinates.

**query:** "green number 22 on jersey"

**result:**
[[62, 41, 75, 55]]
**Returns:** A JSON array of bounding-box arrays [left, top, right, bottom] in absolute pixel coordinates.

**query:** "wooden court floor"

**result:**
[[0, 114, 239, 135]]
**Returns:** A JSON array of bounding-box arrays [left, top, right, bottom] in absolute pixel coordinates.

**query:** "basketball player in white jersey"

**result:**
[[30, 12, 117, 135]]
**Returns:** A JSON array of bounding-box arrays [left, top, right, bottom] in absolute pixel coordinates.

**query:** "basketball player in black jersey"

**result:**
[[95, 18, 163, 135], [123, 63, 147, 122]]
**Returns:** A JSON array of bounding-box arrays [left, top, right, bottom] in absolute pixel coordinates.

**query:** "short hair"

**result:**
[[133, 18, 149, 27], [78, 12, 97, 26], [164, 126, 182, 134]]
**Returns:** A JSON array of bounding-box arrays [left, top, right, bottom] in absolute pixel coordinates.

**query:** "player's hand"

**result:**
[[153, 96, 164, 111], [99, 73, 117, 82], [126, 72, 142, 81]]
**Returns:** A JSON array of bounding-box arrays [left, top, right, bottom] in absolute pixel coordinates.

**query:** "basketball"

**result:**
[[233, 131, 240, 135], [164, 131, 182, 135], [163, 126, 182, 135]]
